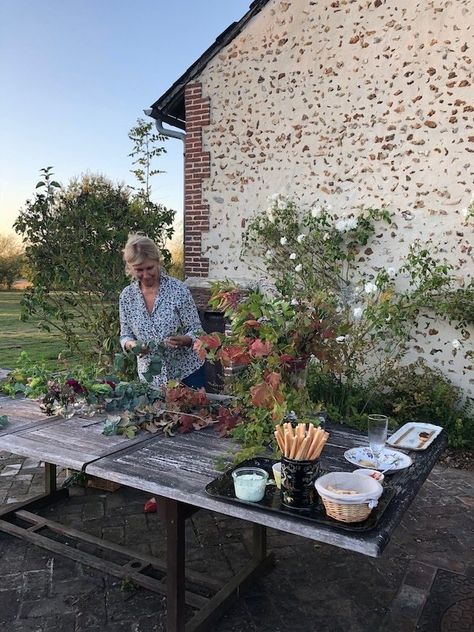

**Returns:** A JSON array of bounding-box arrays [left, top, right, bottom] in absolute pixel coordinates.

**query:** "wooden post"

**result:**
[[44, 462, 57, 494]]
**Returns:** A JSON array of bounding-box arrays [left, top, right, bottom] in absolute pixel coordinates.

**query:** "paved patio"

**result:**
[[0, 450, 472, 632]]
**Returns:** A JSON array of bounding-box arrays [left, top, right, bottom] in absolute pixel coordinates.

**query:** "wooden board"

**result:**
[[0, 396, 59, 437], [0, 414, 156, 471], [86, 424, 447, 557]]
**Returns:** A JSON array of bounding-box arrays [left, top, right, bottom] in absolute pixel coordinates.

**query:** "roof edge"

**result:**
[[148, 0, 272, 129]]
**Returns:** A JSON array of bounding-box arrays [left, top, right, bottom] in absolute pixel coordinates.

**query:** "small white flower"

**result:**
[[323, 232, 330, 241], [280, 237, 287, 245], [289, 252, 297, 260], [336, 335, 346, 343], [265, 249, 273, 258], [387, 267, 397, 278], [461, 207, 468, 219], [335, 219, 348, 232], [291, 298, 299, 306], [296, 234, 306, 244], [451, 339, 461, 349], [353, 307, 363, 319], [295, 263, 303, 272], [277, 198, 287, 211], [311, 206, 322, 218], [364, 282, 377, 294], [346, 217, 358, 230], [266, 206, 275, 222]]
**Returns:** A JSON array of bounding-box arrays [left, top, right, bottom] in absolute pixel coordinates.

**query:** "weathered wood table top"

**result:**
[[87, 424, 447, 557], [0, 396, 58, 437], [0, 398, 447, 557], [0, 402, 156, 471]]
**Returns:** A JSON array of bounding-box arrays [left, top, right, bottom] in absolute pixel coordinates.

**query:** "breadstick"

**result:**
[[284, 430, 291, 457], [296, 435, 310, 460], [307, 427, 322, 459], [290, 435, 298, 459], [314, 431, 329, 458], [274, 430, 284, 452], [276, 425, 285, 447]]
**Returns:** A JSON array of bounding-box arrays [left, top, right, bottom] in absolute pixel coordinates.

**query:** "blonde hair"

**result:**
[[123, 234, 161, 276]]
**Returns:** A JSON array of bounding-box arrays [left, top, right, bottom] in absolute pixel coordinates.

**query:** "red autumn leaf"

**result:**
[[178, 413, 197, 433], [265, 371, 281, 390], [248, 339, 273, 357], [144, 497, 158, 513], [202, 332, 222, 349], [217, 345, 251, 367], [250, 382, 274, 409], [279, 353, 295, 365], [216, 406, 243, 436], [193, 339, 208, 360]]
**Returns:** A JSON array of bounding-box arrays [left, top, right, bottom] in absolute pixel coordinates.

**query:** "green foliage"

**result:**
[[307, 360, 474, 448], [243, 195, 473, 416], [0, 234, 25, 289], [0, 415, 9, 429], [2, 351, 51, 397], [128, 117, 166, 204], [14, 168, 175, 362]]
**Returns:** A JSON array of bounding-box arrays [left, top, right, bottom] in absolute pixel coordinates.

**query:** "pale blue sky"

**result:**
[[0, 0, 251, 234]]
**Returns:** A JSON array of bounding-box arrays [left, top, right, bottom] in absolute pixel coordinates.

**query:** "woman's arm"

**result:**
[[119, 291, 136, 351], [164, 287, 203, 349], [177, 287, 203, 343]]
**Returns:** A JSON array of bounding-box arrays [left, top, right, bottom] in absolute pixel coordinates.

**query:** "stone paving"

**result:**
[[0, 449, 472, 632]]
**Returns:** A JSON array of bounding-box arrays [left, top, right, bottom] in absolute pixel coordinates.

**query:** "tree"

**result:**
[[0, 233, 25, 289], [128, 118, 167, 208], [14, 167, 175, 361]]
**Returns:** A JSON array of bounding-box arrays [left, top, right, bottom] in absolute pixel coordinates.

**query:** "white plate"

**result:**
[[344, 447, 412, 472], [386, 422, 442, 451]]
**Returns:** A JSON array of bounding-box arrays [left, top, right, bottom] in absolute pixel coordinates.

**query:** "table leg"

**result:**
[[44, 462, 57, 494], [252, 523, 267, 562], [164, 497, 186, 632]]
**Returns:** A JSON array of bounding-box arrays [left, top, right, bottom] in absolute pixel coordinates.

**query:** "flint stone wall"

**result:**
[[190, 0, 474, 396]]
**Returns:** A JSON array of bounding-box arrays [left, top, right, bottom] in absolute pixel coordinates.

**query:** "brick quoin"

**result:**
[[184, 82, 210, 278]]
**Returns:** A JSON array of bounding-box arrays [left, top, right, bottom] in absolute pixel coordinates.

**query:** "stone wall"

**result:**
[[189, 0, 474, 395]]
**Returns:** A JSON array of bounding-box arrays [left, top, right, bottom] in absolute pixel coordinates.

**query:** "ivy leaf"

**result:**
[[102, 418, 120, 436]]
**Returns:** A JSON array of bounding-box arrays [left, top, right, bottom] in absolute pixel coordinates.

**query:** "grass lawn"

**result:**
[[0, 291, 67, 370]]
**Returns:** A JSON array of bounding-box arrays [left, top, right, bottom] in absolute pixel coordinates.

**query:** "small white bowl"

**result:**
[[353, 468, 385, 483]]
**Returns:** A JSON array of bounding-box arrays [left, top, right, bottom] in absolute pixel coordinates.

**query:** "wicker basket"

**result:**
[[320, 497, 372, 523], [315, 472, 383, 524]]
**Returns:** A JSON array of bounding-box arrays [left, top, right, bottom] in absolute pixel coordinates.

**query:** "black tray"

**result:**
[[205, 457, 396, 533]]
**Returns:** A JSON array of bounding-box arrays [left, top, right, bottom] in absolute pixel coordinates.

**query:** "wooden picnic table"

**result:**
[[0, 398, 447, 632]]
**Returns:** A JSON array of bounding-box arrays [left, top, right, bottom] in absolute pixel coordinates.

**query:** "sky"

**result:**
[[0, 0, 252, 235]]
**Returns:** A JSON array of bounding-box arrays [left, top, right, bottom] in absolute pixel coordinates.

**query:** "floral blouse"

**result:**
[[119, 274, 204, 388]]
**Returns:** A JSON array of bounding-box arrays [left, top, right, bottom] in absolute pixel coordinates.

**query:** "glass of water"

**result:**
[[368, 414, 388, 468]]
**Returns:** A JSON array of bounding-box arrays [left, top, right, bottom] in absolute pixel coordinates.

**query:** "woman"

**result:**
[[119, 234, 205, 389]]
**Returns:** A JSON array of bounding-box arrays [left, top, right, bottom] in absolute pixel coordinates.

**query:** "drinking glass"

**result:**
[[367, 414, 388, 468]]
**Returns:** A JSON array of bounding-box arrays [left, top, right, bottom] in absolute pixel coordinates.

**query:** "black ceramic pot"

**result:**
[[280, 456, 320, 509]]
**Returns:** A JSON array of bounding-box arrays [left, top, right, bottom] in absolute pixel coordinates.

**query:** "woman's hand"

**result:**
[[164, 335, 192, 350]]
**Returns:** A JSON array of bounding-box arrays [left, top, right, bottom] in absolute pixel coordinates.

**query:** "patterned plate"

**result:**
[[344, 447, 412, 472]]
